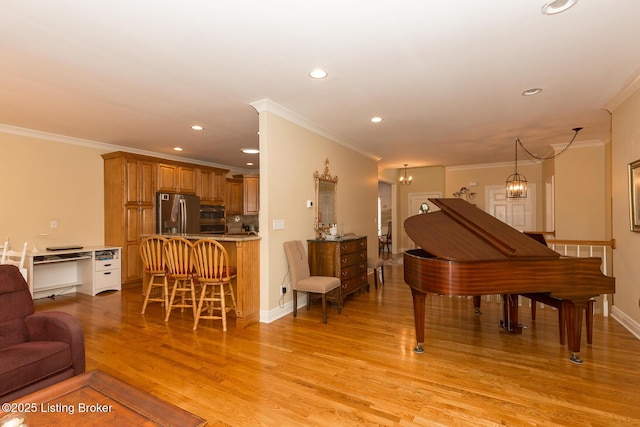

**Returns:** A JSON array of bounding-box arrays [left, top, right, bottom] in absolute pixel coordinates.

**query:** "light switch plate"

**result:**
[[273, 219, 285, 230]]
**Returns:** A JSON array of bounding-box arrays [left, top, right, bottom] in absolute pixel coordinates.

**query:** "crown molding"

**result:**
[[0, 123, 243, 172], [604, 70, 640, 112], [250, 98, 381, 162]]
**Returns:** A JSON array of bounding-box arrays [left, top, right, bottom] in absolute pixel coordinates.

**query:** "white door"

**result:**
[[485, 184, 536, 231]]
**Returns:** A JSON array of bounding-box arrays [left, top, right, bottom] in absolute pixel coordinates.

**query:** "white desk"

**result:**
[[27, 246, 121, 298]]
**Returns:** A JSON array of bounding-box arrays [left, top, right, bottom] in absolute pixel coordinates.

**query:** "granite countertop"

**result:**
[[152, 233, 260, 242], [307, 235, 365, 242]]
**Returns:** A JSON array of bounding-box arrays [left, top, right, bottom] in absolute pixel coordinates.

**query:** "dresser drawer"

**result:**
[[340, 251, 366, 267], [339, 239, 366, 254], [340, 263, 366, 281], [95, 258, 121, 272]]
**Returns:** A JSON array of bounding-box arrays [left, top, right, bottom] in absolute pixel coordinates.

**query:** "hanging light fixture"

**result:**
[[506, 139, 527, 198], [400, 164, 412, 185]]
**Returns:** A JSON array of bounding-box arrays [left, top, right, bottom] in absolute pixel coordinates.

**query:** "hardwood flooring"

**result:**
[[35, 262, 640, 426]]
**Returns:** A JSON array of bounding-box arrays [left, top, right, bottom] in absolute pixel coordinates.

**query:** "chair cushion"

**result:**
[[295, 276, 341, 293], [367, 258, 384, 269], [0, 341, 72, 396]]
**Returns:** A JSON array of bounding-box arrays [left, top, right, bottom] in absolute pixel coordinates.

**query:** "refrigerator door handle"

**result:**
[[180, 198, 186, 234]]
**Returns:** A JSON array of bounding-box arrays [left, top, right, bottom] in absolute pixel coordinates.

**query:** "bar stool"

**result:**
[[163, 237, 197, 322], [191, 239, 237, 331], [367, 258, 384, 289], [139, 235, 168, 314]]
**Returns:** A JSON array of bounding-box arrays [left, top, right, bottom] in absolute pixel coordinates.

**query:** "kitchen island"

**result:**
[[149, 233, 260, 329]]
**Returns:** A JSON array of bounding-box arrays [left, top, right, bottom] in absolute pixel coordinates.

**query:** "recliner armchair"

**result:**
[[0, 265, 85, 403]]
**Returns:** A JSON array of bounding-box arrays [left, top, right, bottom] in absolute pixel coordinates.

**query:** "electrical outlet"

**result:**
[[281, 286, 287, 295]]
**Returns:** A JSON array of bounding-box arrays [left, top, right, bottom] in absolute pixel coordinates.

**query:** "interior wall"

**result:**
[[554, 143, 608, 240], [396, 165, 445, 251], [258, 110, 379, 321], [445, 162, 543, 230], [611, 87, 640, 329], [0, 131, 108, 250]]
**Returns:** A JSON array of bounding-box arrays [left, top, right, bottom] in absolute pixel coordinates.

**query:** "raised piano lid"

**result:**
[[404, 198, 560, 261]]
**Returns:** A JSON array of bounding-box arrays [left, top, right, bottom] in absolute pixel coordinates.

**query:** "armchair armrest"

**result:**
[[25, 311, 86, 375]]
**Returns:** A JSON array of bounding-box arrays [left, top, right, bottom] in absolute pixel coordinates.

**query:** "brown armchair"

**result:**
[[0, 265, 85, 403]]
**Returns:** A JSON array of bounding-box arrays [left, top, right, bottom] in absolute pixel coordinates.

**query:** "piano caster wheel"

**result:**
[[414, 343, 425, 354], [569, 353, 583, 364]]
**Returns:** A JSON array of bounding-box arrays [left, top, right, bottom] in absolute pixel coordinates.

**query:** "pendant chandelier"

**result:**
[[399, 164, 412, 185], [506, 139, 527, 198], [505, 127, 583, 198]]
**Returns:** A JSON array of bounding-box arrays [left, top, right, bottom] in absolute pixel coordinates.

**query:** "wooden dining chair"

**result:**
[[139, 235, 168, 314], [283, 240, 342, 324], [163, 237, 197, 322], [191, 239, 237, 331], [1, 241, 28, 281]]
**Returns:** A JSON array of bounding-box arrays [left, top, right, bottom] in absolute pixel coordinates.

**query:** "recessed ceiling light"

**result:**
[[541, 0, 579, 15], [241, 148, 260, 154], [173, 147, 183, 151], [370, 117, 383, 123], [522, 88, 542, 96], [309, 68, 328, 79], [191, 125, 203, 131]]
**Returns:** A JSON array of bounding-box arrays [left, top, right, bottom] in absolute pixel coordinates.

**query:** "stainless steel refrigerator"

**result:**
[[156, 192, 201, 234]]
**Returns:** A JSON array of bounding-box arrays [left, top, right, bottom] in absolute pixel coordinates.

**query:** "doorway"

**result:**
[[485, 184, 536, 231]]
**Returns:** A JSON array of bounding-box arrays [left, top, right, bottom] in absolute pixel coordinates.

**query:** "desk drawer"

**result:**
[[95, 258, 121, 272], [95, 270, 120, 291]]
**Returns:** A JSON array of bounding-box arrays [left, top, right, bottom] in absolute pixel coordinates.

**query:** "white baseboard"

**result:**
[[610, 305, 640, 340], [260, 295, 306, 324]]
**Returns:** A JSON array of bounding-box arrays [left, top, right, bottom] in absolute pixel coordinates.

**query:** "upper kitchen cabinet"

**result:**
[[157, 163, 196, 194], [198, 167, 227, 203], [124, 157, 155, 205], [243, 174, 260, 215], [225, 178, 243, 215], [227, 174, 260, 215]]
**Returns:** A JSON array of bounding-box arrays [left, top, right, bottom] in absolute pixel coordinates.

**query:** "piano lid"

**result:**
[[404, 198, 560, 261]]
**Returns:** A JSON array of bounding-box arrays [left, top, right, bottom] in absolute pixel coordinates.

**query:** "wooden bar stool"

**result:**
[[139, 235, 168, 314], [163, 237, 197, 322], [191, 239, 237, 331]]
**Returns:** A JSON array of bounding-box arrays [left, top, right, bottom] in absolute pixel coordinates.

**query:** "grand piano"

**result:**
[[403, 198, 615, 364]]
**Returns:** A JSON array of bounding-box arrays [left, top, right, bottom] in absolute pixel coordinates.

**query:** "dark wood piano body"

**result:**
[[403, 198, 615, 363]]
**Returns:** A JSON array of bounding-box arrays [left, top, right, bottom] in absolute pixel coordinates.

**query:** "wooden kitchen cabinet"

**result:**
[[225, 178, 243, 215], [198, 168, 226, 203], [103, 152, 156, 284], [307, 236, 368, 301], [103, 151, 229, 283], [157, 164, 196, 194], [242, 174, 260, 215]]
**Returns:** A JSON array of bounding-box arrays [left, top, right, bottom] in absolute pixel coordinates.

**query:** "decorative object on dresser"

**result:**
[[139, 235, 169, 314], [283, 240, 342, 324], [191, 239, 237, 331], [0, 265, 85, 403], [307, 235, 368, 304], [313, 158, 338, 238]]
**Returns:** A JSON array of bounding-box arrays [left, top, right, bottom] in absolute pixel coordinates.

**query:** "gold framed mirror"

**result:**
[[314, 158, 338, 233]]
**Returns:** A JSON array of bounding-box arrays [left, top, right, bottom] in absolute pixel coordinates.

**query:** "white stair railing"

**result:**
[[546, 238, 615, 317]]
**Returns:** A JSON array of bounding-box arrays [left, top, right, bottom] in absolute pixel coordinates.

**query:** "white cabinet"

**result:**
[[27, 246, 122, 297]]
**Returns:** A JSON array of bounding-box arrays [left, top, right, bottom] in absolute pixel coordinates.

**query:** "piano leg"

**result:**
[[500, 294, 523, 334], [563, 298, 589, 364], [411, 288, 427, 353], [473, 295, 482, 315]]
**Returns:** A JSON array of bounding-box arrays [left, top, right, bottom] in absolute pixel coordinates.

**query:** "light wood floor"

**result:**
[[35, 262, 640, 426]]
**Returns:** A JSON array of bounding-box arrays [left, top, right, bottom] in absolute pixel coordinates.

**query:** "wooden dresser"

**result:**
[[307, 236, 368, 301]]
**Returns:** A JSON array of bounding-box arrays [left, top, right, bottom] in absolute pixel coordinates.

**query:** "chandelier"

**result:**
[[399, 164, 412, 185], [506, 140, 527, 198], [506, 127, 583, 198]]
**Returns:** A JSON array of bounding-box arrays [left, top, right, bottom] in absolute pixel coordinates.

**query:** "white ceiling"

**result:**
[[2, 1, 640, 171]]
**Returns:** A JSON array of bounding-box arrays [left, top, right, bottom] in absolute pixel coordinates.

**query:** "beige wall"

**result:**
[[611, 87, 640, 328], [258, 111, 379, 320], [554, 143, 608, 240], [0, 131, 108, 250]]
